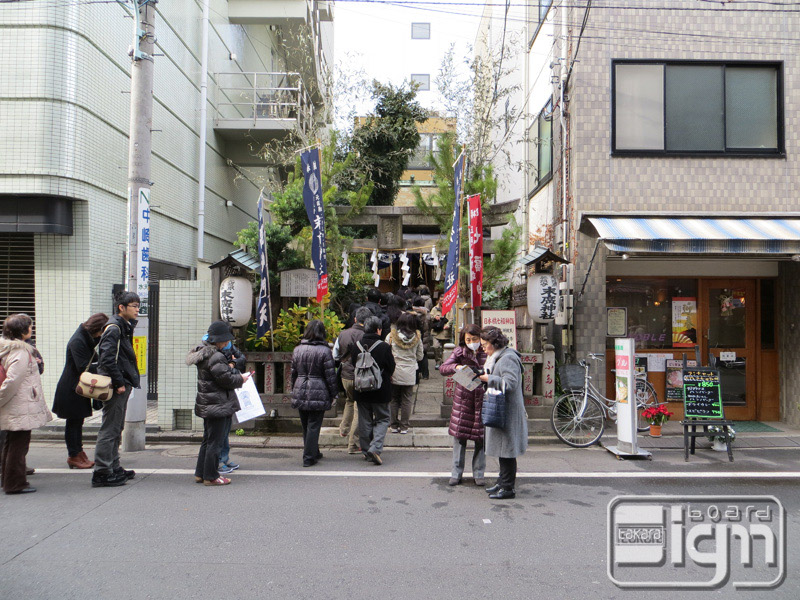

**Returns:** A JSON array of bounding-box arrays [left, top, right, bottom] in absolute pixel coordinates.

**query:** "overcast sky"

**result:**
[[333, 1, 490, 118]]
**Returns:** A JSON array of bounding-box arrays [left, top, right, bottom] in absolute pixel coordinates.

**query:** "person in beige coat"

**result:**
[[388, 312, 424, 433], [0, 314, 52, 495]]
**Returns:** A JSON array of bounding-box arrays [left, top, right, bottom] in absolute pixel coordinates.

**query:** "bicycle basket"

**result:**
[[558, 364, 586, 391]]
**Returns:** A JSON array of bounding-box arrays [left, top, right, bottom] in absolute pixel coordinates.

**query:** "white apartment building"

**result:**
[[0, 0, 332, 396]]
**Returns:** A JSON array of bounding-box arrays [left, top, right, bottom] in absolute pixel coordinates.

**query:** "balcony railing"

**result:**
[[213, 72, 314, 135]]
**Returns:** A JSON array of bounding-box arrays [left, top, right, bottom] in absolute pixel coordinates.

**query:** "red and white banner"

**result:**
[[467, 194, 483, 308]]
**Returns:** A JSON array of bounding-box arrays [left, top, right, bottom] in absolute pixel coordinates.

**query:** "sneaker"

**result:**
[[224, 462, 240, 471], [366, 452, 382, 466], [218, 464, 234, 475], [113, 467, 135, 481], [389, 427, 400, 433], [434, 364, 440, 370], [400, 429, 409, 435], [92, 472, 127, 488]]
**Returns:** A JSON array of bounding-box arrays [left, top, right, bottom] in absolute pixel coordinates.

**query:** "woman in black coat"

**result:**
[[291, 319, 338, 467], [52, 313, 108, 469], [186, 321, 249, 486]]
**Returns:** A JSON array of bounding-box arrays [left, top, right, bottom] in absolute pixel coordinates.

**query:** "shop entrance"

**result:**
[[605, 275, 779, 421], [699, 279, 756, 420]]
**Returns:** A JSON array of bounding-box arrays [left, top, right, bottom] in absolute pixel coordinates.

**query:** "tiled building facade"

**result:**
[[520, 1, 800, 424]]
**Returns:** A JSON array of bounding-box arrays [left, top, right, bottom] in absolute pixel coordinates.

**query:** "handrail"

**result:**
[[213, 71, 313, 132]]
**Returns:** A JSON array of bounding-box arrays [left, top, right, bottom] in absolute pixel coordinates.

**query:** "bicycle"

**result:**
[[551, 353, 659, 448]]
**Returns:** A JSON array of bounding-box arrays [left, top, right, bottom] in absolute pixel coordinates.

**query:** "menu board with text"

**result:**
[[682, 368, 724, 419]]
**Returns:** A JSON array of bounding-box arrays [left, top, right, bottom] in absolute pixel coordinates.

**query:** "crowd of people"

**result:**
[[0, 285, 527, 500]]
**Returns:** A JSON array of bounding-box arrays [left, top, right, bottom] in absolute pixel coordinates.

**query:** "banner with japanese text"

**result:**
[[467, 194, 483, 309], [442, 151, 465, 315], [256, 192, 272, 339], [300, 148, 328, 302], [127, 187, 150, 315]]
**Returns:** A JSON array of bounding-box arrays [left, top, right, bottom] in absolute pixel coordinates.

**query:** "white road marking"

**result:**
[[32, 468, 800, 479]]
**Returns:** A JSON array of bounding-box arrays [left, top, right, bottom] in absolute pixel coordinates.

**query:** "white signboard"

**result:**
[[481, 310, 517, 349], [614, 338, 639, 455], [280, 268, 318, 298], [234, 377, 266, 423]]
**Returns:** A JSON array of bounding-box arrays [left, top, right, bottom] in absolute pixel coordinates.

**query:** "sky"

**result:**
[[332, 0, 507, 120]]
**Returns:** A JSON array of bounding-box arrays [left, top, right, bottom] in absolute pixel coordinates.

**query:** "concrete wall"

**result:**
[[568, 1, 800, 218], [157, 280, 212, 431]]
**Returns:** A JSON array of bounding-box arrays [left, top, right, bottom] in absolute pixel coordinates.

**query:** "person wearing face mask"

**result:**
[[438, 324, 487, 486]]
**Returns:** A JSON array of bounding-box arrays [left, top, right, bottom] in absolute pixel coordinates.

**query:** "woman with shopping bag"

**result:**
[[478, 326, 527, 500]]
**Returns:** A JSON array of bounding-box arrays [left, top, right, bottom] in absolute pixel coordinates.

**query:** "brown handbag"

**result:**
[[75, 325, 120, 402]]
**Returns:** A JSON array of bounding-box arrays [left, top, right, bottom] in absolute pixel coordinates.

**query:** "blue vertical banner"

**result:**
[[300, 148, 329, 302], [256, 191, 272, 339], [442, 150, 465, 315]]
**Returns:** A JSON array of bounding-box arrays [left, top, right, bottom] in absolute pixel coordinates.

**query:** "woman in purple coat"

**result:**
[[439, 324, 486, 486]]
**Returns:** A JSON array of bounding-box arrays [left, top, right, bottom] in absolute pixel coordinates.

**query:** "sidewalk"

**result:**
[[35, 361, 800, 450], [33, 416, 800, 450]]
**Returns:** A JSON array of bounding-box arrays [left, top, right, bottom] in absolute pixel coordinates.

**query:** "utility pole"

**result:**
[[123, 0, 157, 452]]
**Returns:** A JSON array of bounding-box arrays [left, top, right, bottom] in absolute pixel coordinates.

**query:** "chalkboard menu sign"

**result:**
[[682, 368, 724, 419]]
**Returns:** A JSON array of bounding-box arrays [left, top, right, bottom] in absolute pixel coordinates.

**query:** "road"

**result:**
[[1, 442, 798, 599]]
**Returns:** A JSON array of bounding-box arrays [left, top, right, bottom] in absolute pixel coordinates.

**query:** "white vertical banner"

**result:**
[[136, 188, 151, 312], [370, 249, 379, 287], [341, 249, 350, 286], [614, 338, 638, 454], [432, 246, 441, 281], [400, 250, 410, 286]]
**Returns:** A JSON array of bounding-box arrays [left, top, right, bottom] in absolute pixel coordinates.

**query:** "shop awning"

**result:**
[[587, 217, 800, 254]]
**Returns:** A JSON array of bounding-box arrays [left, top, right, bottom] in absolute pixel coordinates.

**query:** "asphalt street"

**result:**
[[1, 442, 799, 599]]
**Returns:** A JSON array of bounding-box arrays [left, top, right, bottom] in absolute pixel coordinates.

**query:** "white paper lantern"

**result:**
[[220, 276, 252, 327], [528, 273, 558, 323]]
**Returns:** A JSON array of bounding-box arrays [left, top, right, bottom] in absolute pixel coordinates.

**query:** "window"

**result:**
[[409, 133, 444, 170], [411, 22, 430, 39], [612, 61, 783, 155], [529, 0, 552, 46], [606, 278, 698, 350], [528, 100, 553, 194], [411, 74, 430, 91]]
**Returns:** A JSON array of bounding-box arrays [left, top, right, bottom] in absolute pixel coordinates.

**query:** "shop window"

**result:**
[[606, 278, 697, 350]]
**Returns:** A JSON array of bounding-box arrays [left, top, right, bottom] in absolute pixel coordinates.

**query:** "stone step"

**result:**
[[319, 425, 559, 448]]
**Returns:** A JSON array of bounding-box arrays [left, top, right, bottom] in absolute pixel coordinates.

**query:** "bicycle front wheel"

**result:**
[[635, 380, 659, 432], [551, 392, 606, 448]]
